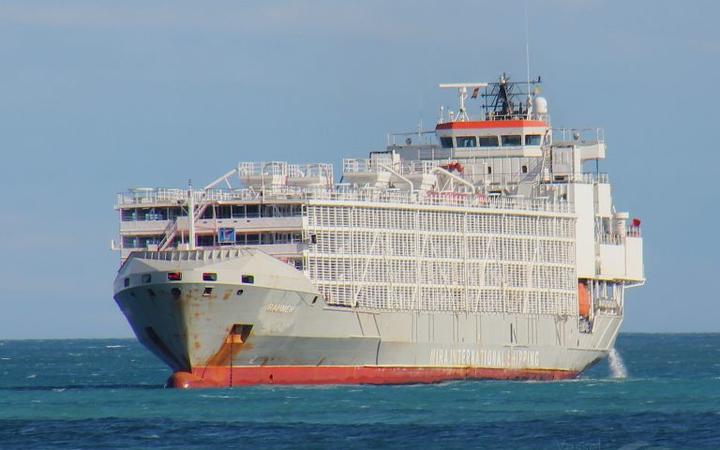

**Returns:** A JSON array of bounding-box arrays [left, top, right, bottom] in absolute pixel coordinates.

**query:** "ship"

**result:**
[[112, 74, 645, 388]]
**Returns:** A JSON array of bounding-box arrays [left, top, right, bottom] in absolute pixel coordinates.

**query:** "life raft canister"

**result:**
[[440, 161, 464, 173]]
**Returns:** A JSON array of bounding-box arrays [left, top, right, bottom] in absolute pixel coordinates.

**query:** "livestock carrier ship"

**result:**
[[112, 74, 645, 388]]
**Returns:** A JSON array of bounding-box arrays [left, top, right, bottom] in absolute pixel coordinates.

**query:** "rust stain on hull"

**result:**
[[205, 334, 254, 367]]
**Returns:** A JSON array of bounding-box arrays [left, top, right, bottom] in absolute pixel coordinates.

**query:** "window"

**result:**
[[522, 165, 528, 174], [217, 205, 232, 219], [123, 277, 130, 287], [167, 272, 182, 281], [200, 206, 214, 219], [203, 272, 217, 281], [203, 287, 213, 297], [241, 275, 255, 284], [196, 235, 214, 247], [440, 137, 454, 149], [487, 166, 492, 175], [123, 236, 140, 248], [141, 274, 152, 284], [525, 134, 542, 145], [478, 136, 499, 147], [231, 205, 245, 219], [456, 136, 477, 148], [121, 209, 137, 221], [246, 205, 260, 218], [501, 135, 522, 146]]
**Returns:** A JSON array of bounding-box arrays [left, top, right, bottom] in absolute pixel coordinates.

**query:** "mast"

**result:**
[[187, 180, 196, 250]]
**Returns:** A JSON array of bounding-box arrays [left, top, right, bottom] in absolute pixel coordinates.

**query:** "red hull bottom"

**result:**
[[168, 366, 578, 388]]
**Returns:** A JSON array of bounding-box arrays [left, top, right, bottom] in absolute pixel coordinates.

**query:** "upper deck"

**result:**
[[116, 182, 575, 215]]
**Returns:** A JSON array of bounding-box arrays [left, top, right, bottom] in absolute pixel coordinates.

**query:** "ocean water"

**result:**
[[0, 334, 718, 449]]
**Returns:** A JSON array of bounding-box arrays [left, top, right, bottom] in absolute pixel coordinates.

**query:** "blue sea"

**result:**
[[0, 334, 718, 449]]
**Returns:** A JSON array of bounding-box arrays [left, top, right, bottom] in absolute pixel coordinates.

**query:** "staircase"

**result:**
[[158, 200, 211, 251]]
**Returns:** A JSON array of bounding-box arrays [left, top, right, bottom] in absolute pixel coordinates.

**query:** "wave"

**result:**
[[0, 384, 163, 392], [608, 348, 628, 379]]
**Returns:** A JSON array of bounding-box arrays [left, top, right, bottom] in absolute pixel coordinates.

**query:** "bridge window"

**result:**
[[440, 137, 454, 148], [501, 135, 522, 146], [456, 136, 477, 148], [525, 134, 542, 145], [478, 136, 498, 147]]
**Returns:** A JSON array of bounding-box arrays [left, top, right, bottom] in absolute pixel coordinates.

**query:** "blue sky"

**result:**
[[0, 0, 718, 338]]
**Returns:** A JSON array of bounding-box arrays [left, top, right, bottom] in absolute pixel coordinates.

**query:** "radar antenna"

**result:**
[[438, 82, 488, 121]]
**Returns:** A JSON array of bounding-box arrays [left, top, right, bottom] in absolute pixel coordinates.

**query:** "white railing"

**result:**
[[343, 158, 448, 176], [386, 130, 436, 146], [578, 172, 609, 184], [343, 158, 385, 173], [118, 186, 573, 214], [238, 161, 288, 177], [288, 163, 333, 179], [552, 127, 605, 145]]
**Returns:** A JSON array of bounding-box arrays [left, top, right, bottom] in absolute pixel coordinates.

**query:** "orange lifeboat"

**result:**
[[578, 281, 590, 317]]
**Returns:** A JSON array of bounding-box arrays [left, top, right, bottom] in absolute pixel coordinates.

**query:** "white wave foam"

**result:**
[[608, 347, 628, 379]]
